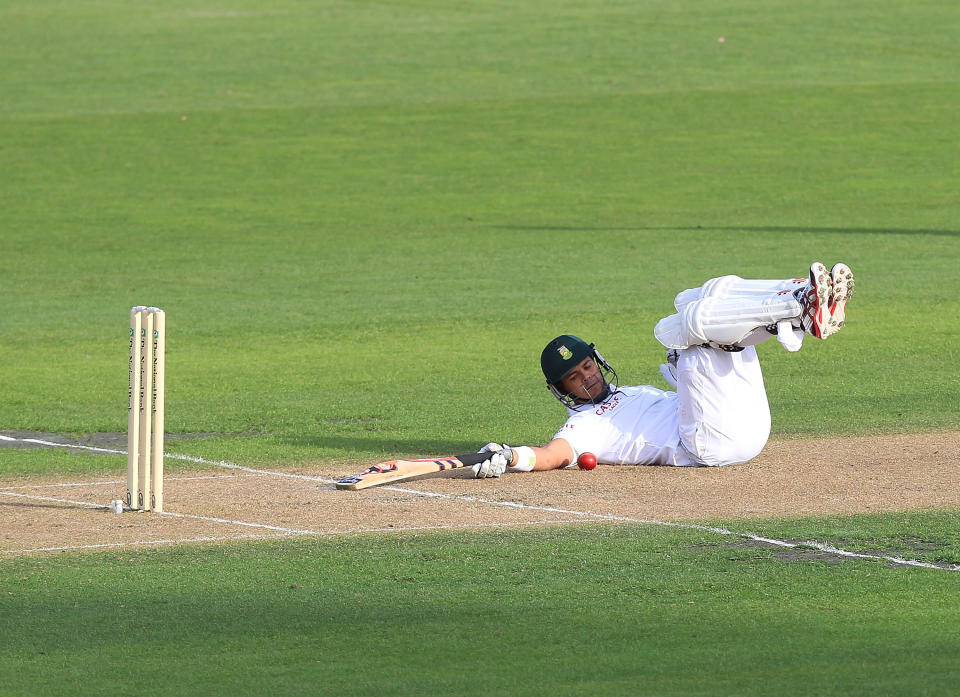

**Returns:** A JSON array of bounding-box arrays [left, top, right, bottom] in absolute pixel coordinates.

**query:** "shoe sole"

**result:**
[[826, 263, 854, 336], [806, 262, 832, 339]]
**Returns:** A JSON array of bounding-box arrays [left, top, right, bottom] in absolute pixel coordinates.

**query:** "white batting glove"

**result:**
[[776, 319, 804, 352], [472, 442, 512, 478]]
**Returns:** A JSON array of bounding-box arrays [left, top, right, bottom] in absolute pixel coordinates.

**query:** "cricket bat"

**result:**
[[336, 449, 513, 490]]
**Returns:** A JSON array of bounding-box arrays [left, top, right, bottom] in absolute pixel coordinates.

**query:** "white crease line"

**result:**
[[377, 488, 960, 572], [6, 437, 128, 455], [158, 510, 320, 535], [0, 435, 338, 484], [0, 491, 107, 509], [0, 473, 262, 492], [0, 485, 590, 555], [0, 490, 320, 536], [1, 482, 587, 548], [1, 479, 125, 491], [168, 453, 337, 483], [1, 486, 588, 540], [4, 433, 959, 571]]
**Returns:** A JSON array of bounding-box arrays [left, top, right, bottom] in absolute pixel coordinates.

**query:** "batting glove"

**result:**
[[472, 442, 512, 478]]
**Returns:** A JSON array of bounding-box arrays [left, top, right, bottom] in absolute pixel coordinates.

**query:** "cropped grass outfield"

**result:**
[[2, 0, 960, 694]]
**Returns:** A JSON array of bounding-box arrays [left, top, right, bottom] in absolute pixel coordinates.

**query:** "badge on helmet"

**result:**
[[540, 335, 594, 385]]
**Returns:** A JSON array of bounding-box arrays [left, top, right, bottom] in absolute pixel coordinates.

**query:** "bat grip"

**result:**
[[459, 447, 515, 467]]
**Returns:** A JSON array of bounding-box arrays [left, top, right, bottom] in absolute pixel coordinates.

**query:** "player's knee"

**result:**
[[684, 414, 770, 467], [673, 287, 702, 311], [678, 298, 740, 347], [700, 275, 742, 298], [696, 437, 767, 466], [717, 434, 768, 466]]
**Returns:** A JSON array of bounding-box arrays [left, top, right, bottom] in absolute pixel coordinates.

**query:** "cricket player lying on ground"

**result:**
[[471, 261, 855, 477]]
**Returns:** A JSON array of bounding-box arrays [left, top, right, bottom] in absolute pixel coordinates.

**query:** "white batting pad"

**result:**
[[701, 274, 805, 298], [655, 294, 802, 349], [672, 275, 804, 313]]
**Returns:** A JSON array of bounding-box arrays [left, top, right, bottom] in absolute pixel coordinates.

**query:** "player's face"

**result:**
[[559, 357, 606, 403]]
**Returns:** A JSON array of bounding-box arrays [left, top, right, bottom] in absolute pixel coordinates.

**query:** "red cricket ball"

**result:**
[[577, 452, 597, 470]]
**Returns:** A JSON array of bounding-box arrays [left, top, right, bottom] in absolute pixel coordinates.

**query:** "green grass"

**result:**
[[2, 2, 959, 459], [3, 524, 960, 697], [748, 510, 960, 566], [2, 0, 960, 694]]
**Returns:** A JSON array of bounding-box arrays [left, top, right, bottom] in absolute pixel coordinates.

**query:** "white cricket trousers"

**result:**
[[676, 345, 770, 466]]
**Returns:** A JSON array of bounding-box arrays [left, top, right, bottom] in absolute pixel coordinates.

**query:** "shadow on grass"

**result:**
[[490, 225, 960, 237]]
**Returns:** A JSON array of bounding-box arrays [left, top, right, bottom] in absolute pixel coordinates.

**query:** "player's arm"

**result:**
[[472, 438, 575, 477], [526, 438, 575, 471]]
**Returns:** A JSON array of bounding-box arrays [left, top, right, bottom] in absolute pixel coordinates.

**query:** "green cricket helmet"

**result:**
[[540, 334, 619, 410]]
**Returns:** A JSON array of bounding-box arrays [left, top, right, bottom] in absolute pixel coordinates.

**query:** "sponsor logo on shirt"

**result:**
[[593, 393, 621, 416]]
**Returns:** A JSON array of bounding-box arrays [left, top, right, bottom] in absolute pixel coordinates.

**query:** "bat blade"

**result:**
[[335, 452, 489, 490]]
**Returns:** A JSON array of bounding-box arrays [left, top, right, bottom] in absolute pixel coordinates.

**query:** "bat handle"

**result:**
[[461, 446, 515, 468]]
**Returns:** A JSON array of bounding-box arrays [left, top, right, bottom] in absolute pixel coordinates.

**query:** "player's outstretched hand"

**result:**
[[472, 442, 511, 478]]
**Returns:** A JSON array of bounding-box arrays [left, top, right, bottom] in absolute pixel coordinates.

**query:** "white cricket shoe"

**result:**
[[796, 262, 832, 339], [825, 263, 854, 336]]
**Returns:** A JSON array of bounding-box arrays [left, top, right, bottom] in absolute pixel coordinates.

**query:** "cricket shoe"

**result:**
[[824, 263, 855, 337], [795, 261, 832, 339]]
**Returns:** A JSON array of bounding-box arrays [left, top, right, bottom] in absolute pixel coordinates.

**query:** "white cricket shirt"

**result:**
[[552, 385, 694, 466]]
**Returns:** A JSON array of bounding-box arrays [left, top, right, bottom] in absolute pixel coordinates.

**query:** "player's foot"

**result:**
[[825, 263, 854, 336], [796, 262, 832, 339]]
